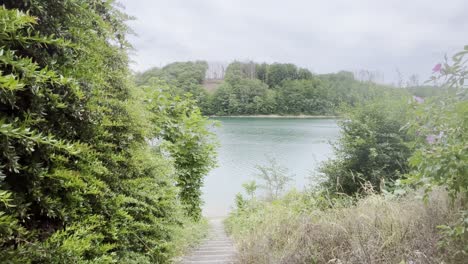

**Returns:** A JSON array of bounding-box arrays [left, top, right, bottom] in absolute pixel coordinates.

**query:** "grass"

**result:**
[[225, 188, 465, 264]]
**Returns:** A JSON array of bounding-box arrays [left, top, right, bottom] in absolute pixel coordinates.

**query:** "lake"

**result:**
[[202, 117, 341, 217]]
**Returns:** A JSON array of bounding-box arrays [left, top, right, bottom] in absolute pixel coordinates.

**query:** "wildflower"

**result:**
[[432, 63, 442, 73], [426, 134, 436, 144]]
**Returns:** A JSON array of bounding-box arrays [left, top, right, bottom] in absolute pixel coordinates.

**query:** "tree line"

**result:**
[[137, 61, 433, 116]]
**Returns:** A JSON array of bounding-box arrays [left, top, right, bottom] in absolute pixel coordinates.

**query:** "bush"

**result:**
[[142, 84, 217, 219], [0, 2, 215, 262], [405, 48, 468, 259], [320, 97, 414, 194]]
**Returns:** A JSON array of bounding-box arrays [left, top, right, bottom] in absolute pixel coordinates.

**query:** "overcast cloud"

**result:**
[[120, 0, 468, 84]]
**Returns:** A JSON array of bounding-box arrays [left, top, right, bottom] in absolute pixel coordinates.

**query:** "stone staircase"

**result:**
[[180, 218, 237, 264]]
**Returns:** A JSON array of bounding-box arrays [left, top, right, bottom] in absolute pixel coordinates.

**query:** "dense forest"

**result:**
[[136, 61, 437, 116], [0, 2, 215, 263]]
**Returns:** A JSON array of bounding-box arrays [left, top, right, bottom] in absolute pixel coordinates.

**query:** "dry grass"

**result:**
[[226, 189, 463, 264]]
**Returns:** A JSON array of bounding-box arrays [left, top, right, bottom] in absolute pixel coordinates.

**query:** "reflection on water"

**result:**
[[202, 118, 340, 217]]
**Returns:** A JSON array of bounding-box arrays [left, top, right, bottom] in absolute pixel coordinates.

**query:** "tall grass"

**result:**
[[225, 189, 464, 264]]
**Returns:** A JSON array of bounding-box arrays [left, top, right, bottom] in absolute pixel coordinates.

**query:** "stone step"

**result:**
[[179, 218, 238, 264], [181, 260, 236, 264], [192, 250, 237, 255], [198, 245, 233, 249], [183, 255, 236, 261], [200, 242, 233, 246]]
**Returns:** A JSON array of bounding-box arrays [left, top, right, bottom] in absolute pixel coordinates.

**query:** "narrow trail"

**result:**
[[180, 218, 238, 264]]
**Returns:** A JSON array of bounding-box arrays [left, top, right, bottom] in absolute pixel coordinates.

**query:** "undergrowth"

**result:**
[[225, 189, 465, 264]]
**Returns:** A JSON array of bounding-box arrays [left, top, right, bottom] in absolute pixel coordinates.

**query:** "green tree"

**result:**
[[255, 63, 269, 83], [224, 61, 257, 85], [144, 85, 217, 219], [276, 79, 332, 115], [266, 63, 298, 88], [242, 181, 258, 200], [211, 78, 272, 115], [135, 61, 209, 110], [297, 68, 314, 80]]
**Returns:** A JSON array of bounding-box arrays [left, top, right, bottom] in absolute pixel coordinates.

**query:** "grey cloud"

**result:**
[[121, 0, 468, 84]]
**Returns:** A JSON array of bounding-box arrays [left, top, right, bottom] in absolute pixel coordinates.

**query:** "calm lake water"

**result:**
[[202, 117, 340, 217]]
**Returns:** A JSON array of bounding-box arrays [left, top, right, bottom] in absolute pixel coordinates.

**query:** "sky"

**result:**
[[120, 0, 468, 85]]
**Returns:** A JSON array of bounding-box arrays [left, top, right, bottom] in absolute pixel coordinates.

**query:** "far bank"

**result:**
[[208, 115, 340, 119]]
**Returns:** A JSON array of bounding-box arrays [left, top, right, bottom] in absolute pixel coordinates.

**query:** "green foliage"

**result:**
[[406, 85, 442, 98], [405, 47, 468, 259], [0, 2, 125, 261], [203, 61, 406, 116], [211, 78, 273, 115], [143, 85, 217, 219], [265, 63, 303, 88], [242, 181, 258, 199], [406, 47, 468, 201], [136, 61, 208, 91], [0, 2, 215, 263], [407, 96, 467, 199], [234, 181, 258, 213], [136, 60, 409, 116], [224, 61, 313, 88], [276, 79, 334, 114], [320, 98, 414, 194], [135, 61, 209, 109], [224, 61, 256, 83], [234, 193, 248, 212]]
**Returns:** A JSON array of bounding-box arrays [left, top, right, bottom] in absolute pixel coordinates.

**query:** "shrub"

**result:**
[[0, 2, 215, 262], [320, 97, 414, 194], [142, 84, 217, 219], [405, 47, 468, 260]]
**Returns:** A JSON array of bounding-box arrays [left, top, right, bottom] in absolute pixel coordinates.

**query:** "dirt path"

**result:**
[[180, 218, 237, 264]]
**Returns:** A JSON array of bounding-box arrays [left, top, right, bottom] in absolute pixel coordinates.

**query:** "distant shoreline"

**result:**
[[208, 115, 340, 119]]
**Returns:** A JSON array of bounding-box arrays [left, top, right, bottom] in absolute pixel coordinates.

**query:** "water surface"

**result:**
[[202, 117, 340, 217]]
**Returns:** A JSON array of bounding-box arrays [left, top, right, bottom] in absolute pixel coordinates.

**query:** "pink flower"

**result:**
[[432, 63, 442, 73], [426, 134, 436, 144]]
